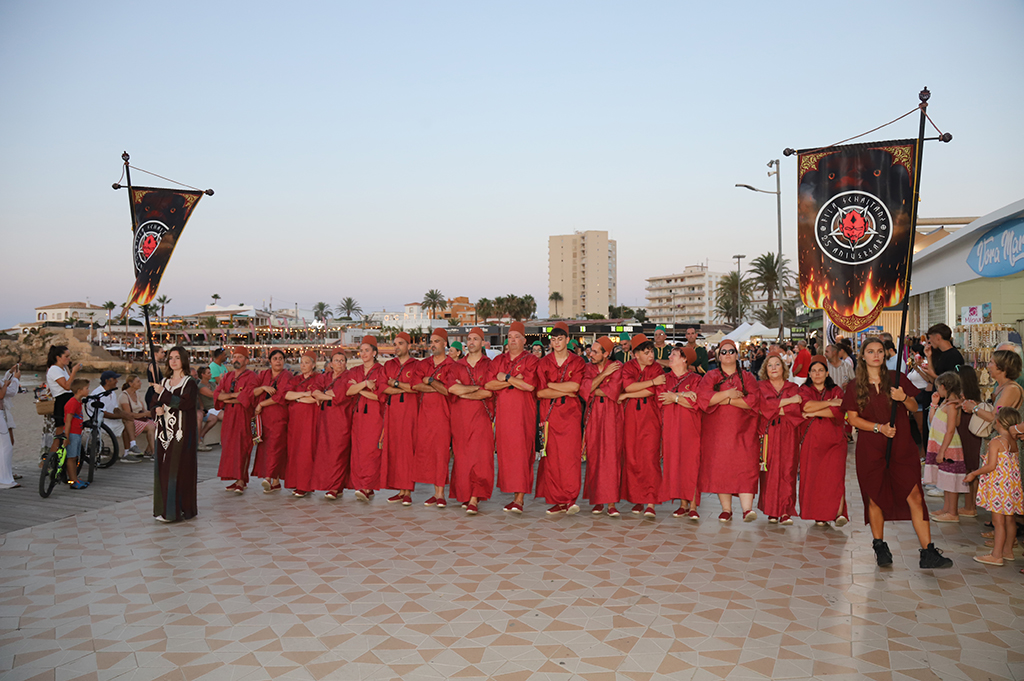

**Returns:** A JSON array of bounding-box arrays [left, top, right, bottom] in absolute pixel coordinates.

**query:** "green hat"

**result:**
[[618, 332, 630, 341], [568, 340, 579, 350], [655, 325, 667, 332], [531, 340, 543, 347], [451, 341, 463, 351]]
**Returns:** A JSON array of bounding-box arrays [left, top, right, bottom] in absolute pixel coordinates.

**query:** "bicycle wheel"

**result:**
[[39, 451, 59, 498], [85, 432, 98, 483], [96, 424, 119, 468]]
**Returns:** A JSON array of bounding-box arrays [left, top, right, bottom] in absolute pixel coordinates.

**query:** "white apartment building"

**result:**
[[645, 265, 728, 325], [548, 231, 617, 317], [364, 303, 447, 332]]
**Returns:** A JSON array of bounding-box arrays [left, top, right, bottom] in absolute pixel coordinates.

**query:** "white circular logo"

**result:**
[[814, 191, 892, 265]]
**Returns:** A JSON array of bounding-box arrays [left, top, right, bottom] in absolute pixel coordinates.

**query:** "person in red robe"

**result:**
[[843, 337, 952, 569], [381, 333, 420, 505], [347, 336, 387, 501], [798, 355, 849, 526], [656, 346, 702, 519], [283, 350, 320, 497], [535, 321, 586, 515], [619, 334, 664, 518], [697, 338, 761, 521], [213, 346, 259, 493], [756, 352, 803, 525], [413, 328, 454, 507], [581, 337, 624, 516], [312, 349, 354, 499], [446, 327, 495, 514], [250, 349, 292, 493], [485, 321, 539, 513]]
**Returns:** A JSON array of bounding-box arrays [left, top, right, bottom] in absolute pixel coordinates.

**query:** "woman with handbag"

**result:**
[[960, 349, 1023, 439]]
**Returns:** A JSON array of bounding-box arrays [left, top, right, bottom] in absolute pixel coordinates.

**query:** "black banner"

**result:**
[[126, 187, 204, 307]]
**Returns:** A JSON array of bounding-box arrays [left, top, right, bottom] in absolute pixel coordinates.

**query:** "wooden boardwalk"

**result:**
[[0, 448, 222, 535]]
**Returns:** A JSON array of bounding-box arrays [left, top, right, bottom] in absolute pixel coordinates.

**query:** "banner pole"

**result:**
[[884, 87, 930, 466], [122, 151, 160, 389]]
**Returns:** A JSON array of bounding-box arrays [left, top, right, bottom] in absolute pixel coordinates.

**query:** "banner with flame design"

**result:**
[[125, 187, 205, 307], [797, 139, 918, 332]]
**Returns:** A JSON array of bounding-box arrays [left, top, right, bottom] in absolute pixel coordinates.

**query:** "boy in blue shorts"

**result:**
[[62, 378, 91, 489]]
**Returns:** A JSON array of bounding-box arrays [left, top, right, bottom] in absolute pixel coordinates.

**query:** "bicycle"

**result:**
[[80, 391, 121, 480], [38, 440, 68, 497]]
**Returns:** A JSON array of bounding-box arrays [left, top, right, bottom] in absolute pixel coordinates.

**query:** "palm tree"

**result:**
[[102, 301, 116, 328], [155, 295, 172, 321], [747, 252, 794, 328], [714, 272, 754, 327], [634, 309, 648, 323], [548, 291, 563, 318], [422, 289, 446, 320], [475, 298, 494, 323], [313, 302, 333, 323], [211, 293, 221, 305], [520, 294, 537, 320], [336, 297, 362, 320], [447, 317, 460, 327]]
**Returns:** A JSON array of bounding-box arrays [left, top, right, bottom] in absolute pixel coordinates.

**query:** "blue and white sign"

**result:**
[[969, 217, 1024, 278]]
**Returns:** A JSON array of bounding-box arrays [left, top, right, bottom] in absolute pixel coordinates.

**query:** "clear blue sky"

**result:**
[[2, 0, 1022, 329]]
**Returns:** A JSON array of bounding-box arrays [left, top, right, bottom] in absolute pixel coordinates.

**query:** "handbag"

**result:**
[[968, 402, 995, 438]]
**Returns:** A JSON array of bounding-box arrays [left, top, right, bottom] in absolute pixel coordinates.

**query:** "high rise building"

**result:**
[[548, 231, 617, 318], [645, 265, 728, 325]]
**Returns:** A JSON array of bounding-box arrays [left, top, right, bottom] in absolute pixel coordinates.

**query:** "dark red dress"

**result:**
[[534, 352, 586, 505], [581, 363, 624, 506], [619, 360, 663, 505], [284, 372, 320, 493], [756, 380, 803, 518], [316, 369, 354, 493], [491, 351, 539, 495], [657, 371, 702, 505], [381, 357, 420, 491], [697, 368, 761, 495], [797, 384, 847, 521], [349, 362, 387, 491], [842, 373, 921, 524], [446, 356, 495, 502], [250, 368, 292, 480]]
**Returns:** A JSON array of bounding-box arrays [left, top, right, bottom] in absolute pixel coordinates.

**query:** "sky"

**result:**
[[1, 1, 1022, 329]]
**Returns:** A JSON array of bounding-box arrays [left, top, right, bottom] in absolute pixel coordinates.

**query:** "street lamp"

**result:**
[[733, 254, 746, 326], [735, 158, 784, 338]]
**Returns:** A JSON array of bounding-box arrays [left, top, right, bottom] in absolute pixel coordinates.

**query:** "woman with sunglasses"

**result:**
[[696, 338, 761, 522]]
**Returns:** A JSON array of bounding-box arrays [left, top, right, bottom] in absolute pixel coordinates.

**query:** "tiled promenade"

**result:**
[[1, 457, 1022, 681]]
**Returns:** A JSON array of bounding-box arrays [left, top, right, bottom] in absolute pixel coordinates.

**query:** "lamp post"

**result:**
[[736, 158, 784, 338], [733, 254, 746, 326]]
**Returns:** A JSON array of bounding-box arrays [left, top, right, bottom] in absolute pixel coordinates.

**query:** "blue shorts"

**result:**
[[67, 433, 82, 459]]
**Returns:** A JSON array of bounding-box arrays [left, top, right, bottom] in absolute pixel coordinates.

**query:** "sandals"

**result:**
[[973, 555, 1003, 566], [69, 480, 89, 490]]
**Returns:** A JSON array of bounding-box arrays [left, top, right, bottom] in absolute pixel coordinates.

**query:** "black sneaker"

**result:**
[[872, 539, 893, 567], [919, 543, 953, 569]]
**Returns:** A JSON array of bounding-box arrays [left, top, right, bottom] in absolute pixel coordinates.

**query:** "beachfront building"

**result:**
[[365, 303, 449, 333], [34, 301, 107, 325], [645, 265, 727, 325], [444, 296, 476, 324], [548, 230, 617, 318]]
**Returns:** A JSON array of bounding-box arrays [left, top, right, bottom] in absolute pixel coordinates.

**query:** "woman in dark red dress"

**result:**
[[313, 349, 354, 500], [756, 352, 803, 525], [619, 334, 664, 518], [347, 336, 387, 501], [697, 338, 761, 522], [656, 346, 702, 519], [251, 349, 292, 493], [283, 350, 320, 497], [842, 337, 952, 569], [798, 355, 848, 526]]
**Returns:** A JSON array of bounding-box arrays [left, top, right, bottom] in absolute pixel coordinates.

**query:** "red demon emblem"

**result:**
[[839, 209, 868, 243], [140, 233, 159, 261]]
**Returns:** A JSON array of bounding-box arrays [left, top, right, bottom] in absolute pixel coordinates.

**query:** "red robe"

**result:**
[[213, 369, 259, 483], [797, 384, 847, 521], [250, 368, 292, 480], [492, 351, 539, 494], [316, 369, 355, 493], [284, 372, 320, 492], [697, 369, 762, 495], [580, 362, 623, 505], [619, 360, 663, 505], [756, 380, 803, 517], [349, 362, 387, 491], [381, 357, 420, 490], [446, 355, 495, 502], [842, 373, 921, 524], [534, 352, 586, 505], [657, 371, 702, 505], [413, 356, 455, 487]]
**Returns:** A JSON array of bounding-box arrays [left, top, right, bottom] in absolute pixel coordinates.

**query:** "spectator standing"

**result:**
[[0, 372, 17, 488], [3, 364, 20, 447], [44, 345, 82, 460]]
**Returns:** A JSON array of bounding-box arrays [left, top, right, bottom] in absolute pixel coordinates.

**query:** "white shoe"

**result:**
[[926, 487, 944, 497]]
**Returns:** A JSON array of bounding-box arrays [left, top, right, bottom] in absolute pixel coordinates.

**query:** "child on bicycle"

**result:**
[[62, 379, 91, 490]]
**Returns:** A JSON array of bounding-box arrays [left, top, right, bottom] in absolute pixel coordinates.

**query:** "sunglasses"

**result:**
[[720, 349, 737, 355]]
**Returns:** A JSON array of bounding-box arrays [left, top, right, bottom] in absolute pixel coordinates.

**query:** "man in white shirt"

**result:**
[[90, 371, 132, 453], [826, 344, 854, 389]]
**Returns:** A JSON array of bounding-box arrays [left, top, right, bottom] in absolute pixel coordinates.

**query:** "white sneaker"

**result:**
[[926, 487, 944, 497]]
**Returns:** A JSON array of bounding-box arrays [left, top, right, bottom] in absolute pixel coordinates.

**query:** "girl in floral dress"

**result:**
[[965, 407, 1024, 566], [926, 372, 968, 523]]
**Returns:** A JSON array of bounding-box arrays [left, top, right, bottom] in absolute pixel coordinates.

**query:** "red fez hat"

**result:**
[[432, 328, 448, 342], [509, 321, 525, 336], [395, 332, 411, 344], [302, 349, 318, 361], [630, 334, 649, 350], [596, 337, 614, 354], [331, 347, 347, 358], [552, 321, 569, 335], [718, 338, 737, 351], [682, 346, 697, 366], [809, 354, 829, 369], [232, 345, 250, 358], [362, 335, 378, 347], [468, 326, 485, 339]]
